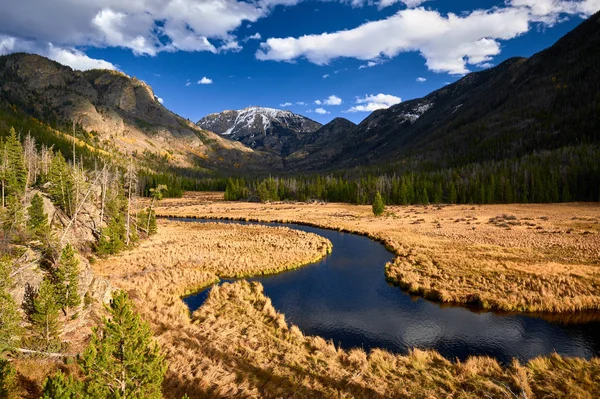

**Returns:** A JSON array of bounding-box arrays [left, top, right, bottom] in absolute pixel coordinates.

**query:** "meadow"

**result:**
[[85, 193, 600, 397], [155, 194, 600, 313]]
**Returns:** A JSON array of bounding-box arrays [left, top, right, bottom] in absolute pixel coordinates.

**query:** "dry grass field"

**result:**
[[86, 193, 600, 398], [90, 212, 600, 397], [155, 194, 600, 313]]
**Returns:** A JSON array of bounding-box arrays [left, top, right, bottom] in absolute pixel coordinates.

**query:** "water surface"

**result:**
[[179, 218, 600, 364]]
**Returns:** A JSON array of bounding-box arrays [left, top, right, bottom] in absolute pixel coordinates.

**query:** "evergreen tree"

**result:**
[[398, 180, 409, 205], [147, 209, 157, 235], [42, 370, 80, 399], [79, 291, 166, 399], [144, 185, 166, 235], [2, 127, 27, 200], [432, 182, 443, 204], [257, 181, 269, 203], [27, 193, 50, 240], [418, 186, 429, 205], [48, 152, 76, 217], [448, 182, 458, 204], [0, 358, 18, 399], [97, 187, 128, 255], [372, 191, 385, 216], [0, 257, 20, 354], [54, 244, 81, 319], [30, 277, 61, 352], [1, 194, 25, 240], [136, 208, 157, 236]]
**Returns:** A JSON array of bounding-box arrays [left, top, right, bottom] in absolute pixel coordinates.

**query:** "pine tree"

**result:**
[[372, 191, 385, 216], [54, 244, 81, 319], [147, 209, 157, 235], [79, 291, 167, 399], [48, 152, 76, 217], [449, 182, 458, 204], [0, 358, 18, 399], [97, 187, 128, 255], [30, 277, 61, 352], [257, 181, 269, 203], [2, 127, 27, 199], [418, 186, 429, 205], [398, 180, 409, 205], [27, 193, 50, 240], [145, 185, 166, 235], [0, 257, 20, 355], [42, 370, 80, 399], [1, 194, 25, 239]]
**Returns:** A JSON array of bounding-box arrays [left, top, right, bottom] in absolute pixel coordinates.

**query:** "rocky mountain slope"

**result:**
[[286, 117, 357, 170], [0, 53, 278, 171], [290, 10, 600, 172], [197, 106, 321, 156]]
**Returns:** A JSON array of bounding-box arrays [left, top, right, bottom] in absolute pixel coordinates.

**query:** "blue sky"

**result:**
[[0, 0, 597, 124]]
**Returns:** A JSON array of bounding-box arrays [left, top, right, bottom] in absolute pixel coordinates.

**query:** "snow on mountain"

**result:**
[[197, 106, 322, 156]]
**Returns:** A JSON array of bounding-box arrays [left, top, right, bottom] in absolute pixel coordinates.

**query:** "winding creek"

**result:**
[[178, 218, 600, 364]]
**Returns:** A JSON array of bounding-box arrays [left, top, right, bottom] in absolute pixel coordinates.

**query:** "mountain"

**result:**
[[0, 53, 278, 172], [292, 11, 600, 172], [197, 106, 322, 156], [286, 117, 357, 170]]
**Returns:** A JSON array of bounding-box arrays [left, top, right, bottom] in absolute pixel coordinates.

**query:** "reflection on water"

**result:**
[[179, 218, 600, 364]]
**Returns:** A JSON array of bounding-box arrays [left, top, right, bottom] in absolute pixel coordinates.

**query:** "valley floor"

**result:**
[[157, 193, 600, 313], [93, 193, 600, 398]]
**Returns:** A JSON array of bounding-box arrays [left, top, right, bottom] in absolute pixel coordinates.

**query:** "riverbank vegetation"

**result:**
[[155, 194, 600, 314]]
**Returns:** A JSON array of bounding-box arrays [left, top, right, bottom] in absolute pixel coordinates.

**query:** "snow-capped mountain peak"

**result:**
[[197, 106, 322, 156]]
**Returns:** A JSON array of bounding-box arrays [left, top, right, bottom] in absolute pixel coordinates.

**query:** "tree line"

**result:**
[[221, 145, 600, 205]]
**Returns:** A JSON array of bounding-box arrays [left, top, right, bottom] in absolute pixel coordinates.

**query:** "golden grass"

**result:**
[[153, 195, 600, 313], [89, 201, 600, 398]]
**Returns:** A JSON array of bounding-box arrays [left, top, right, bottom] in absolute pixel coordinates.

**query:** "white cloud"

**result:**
[[416, 77, 427, 82], [243, 33, 262, 42], [0, 35, 16, 54], [358, 60, 382, 69], [257, 1, 600, 75], [198, 77, 213, 84], [157, 97, 164, 104], [0, 35, 118, 71], [478, 62, 494, 69], [48, 45, 118, 70], [1, 0, 597, 75], [314, 100, 322, 105], [376, 0, 429, 9], [345, 93, 401, 112], [324, 95, 342, 105], [322, 74, 330, 79], [296, 101, 306, 105], [315, 107, 330, 114], [219, 38, 242, 52], [185, 80, 192, 86], [509, 0, 600, 24], [280, 102, 293, 107], [0, 0, 303, 60]]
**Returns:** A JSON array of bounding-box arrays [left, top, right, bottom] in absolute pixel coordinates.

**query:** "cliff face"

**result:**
[[0, 53, 279, 171]]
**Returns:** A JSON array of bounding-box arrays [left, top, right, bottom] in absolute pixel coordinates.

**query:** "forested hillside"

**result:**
[[0, 53, 279, 173], [0, 122, 170, 397], [289, 10, 600, 172]]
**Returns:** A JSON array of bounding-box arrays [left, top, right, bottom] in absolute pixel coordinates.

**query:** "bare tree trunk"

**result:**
[[60, 164, 106, 243], [126, 157, 133, 245], [100, 165, 108, 230], [146, 196, 155, 234]]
